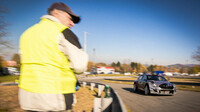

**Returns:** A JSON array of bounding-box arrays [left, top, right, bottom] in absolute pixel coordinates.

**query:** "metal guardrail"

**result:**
[[82, 81, 127, 112]]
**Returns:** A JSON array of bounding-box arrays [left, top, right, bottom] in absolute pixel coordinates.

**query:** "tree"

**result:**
[[0, 6, 12, 56], [140, 64, 148, 73], [111, 62, 116, 67], [167, 66, 178, 72], [116, 61, 121, 67], [130, 62, 147, 73], [11, 53, 20, 68], [188, 65, 200, 74], [154, 65, 167, 72], [114, 67, 121, 72], [179, 67, 187, 73], [0, 56, 3, 67], [0, 56, 4, 74], [192, 46, 200, 63], [87, 61, 95, 72], [130, 62, 137, 70], [95, 62, 107, 67], [121, 64, 130, 73], [130, 62, 138, 73], [172, 68, 179, 72], [147, 65, 156, 73]]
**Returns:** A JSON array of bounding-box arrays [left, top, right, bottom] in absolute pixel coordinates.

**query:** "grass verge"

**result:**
[[0, 85, 104, 112], [176, 85, 200, 92], [0, 75, 19, 83]]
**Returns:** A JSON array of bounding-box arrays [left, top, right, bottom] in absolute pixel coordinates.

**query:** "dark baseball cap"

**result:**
[[48, 2, 80, 23]]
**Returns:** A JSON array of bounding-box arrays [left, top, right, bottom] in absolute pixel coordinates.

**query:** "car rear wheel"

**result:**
[[133, 84, 138, 92], [144, 85, 150, 95]]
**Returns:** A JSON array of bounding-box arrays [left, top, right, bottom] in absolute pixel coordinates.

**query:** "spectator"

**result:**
[[18, 2, 88, 112]]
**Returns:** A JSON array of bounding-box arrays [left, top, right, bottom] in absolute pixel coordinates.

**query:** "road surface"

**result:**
[[80, 78, 200, 112]]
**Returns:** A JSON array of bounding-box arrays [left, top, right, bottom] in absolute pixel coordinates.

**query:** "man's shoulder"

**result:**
[[62, 29, 82, 49]]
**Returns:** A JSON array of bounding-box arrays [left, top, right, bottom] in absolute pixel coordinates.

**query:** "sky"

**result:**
[[0, 0, 200, 65]]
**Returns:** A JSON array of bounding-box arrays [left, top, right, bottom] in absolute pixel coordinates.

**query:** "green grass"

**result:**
[[176, 85, 200, 92], [0, 75, 19, 83], [0, 108, 9, 112]]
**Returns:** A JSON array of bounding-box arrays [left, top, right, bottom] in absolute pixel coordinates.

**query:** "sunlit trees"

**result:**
[[179, 67, 188, 73], [111, 61, 122, 72], [130, 62, 147, 73], [147, 65, 156, 73], [121, 64, 131, 73], [95, 62, 107, 67], [154, 65, 168, 72], [87, 60, 198, 74], [140, 64, 148, 73], [87, 61, 95, 72], [188, 65, 200, 74]]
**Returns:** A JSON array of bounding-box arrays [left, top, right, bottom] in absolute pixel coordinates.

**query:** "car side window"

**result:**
[[138, 75, 143, 80], [159, 76, 167, 81], [142, 75, 147, 81]]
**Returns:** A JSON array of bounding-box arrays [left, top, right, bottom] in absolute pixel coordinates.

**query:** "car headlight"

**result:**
[[149, 82, 157, 87], [173, 84, 176, 88]]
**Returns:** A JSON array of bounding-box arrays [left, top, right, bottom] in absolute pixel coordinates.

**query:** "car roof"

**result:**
[[143, 74, 162, 76]]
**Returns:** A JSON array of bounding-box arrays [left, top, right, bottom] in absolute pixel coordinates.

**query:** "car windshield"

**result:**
[[147, 75, 167, 81]]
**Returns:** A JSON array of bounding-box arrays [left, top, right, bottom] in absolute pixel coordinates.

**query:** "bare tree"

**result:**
[[0, 6, 12, 56], [192, 46, 200, 63]]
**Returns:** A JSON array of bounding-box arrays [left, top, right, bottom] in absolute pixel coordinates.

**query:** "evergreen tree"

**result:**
[[0, 56, 4, 74], [116, 61, 121, 67], [111, 62, 116, 67]]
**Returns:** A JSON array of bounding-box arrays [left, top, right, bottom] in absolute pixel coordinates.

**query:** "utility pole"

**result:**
[[93, 48, 96, 62]]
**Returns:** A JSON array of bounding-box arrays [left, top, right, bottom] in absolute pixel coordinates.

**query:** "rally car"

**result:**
[[133, 74, 176, 95]]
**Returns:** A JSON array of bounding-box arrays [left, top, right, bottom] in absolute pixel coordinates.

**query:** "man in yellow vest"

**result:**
[[18, 2, 88, 112]]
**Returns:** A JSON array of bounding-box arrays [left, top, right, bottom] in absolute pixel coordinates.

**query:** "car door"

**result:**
[[137, 75, 143, 89], [140, 75, 147, 90]]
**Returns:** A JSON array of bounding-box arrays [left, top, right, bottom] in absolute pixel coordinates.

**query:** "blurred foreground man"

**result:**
[[18, 2, 88, 112]]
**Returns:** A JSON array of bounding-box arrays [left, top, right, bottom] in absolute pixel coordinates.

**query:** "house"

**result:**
[[91, 66, 115, 74], [2, 60, 17, 67]]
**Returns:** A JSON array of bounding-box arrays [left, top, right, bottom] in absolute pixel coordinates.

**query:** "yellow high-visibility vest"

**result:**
[[19, 18, 76, 94]]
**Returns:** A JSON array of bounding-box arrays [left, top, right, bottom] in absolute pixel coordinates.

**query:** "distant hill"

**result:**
[[167, 64, 199, 68]]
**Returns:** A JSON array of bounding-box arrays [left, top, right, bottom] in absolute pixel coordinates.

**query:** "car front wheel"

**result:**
[[133, 84, 138, 92], [144, 85, 150, 95]]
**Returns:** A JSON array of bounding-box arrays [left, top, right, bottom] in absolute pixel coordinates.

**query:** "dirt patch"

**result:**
[[74, 87, 97, 112], [0, 85, 101, 112], [0, 86, 24, 112]]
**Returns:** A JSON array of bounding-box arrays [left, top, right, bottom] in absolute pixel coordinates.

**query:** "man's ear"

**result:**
[[51, 9, 60, 16]]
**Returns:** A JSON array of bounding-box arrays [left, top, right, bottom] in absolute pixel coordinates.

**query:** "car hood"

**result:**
[[149, 81, 171, 86]]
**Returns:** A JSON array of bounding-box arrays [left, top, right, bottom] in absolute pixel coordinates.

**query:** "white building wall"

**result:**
[[92, 67, 114, 74]]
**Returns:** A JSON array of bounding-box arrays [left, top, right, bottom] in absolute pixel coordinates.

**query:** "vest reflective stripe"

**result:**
[[19, 19, 76, 94]]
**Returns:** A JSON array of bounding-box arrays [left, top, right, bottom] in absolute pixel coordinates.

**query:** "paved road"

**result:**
[[81, 78, 200, 112]]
